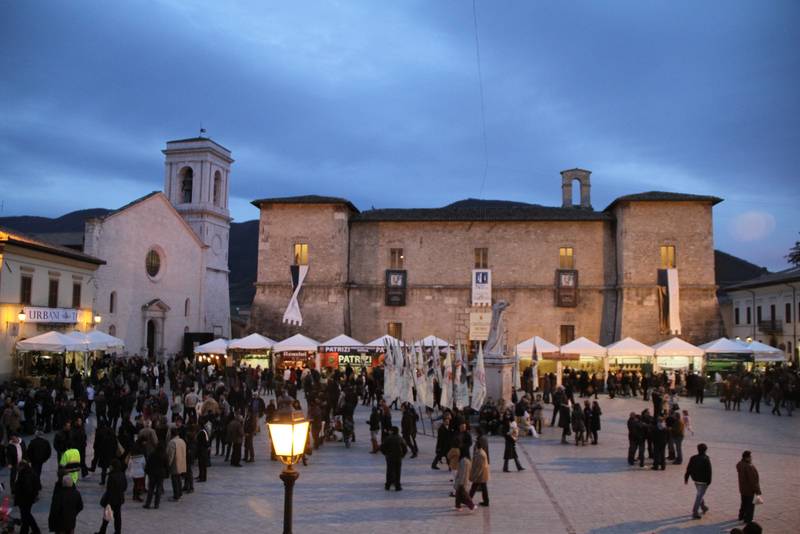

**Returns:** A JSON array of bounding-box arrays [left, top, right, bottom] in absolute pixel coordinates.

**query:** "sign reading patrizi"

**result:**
[[472, 269, 491, 306], [22, 307, 79, 324]]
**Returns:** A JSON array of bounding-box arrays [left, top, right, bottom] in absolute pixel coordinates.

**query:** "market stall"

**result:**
[[193, 337, 230, 370], [699, 337, 753, 378], [652, 337, 704, 372], [67, 329, 126, 375], [319, 334, 374, 371], [744, 340, 786, 367], [516, 336, 559, 390], [558, 337, 607, 386], [15, 330, 91, 383], [606, 337, 655, 375], [272, 333, 320, 371], [228, 333, 275, 370]]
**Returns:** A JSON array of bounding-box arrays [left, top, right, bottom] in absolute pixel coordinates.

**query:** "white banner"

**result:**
[[472, 269, 491, 307], [22, 307, 79, 323]]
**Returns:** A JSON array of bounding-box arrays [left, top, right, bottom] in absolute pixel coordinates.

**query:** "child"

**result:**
[[681, 409, 694, 436]]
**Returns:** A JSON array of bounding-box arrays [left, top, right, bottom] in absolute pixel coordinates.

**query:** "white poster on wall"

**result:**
[[472, 269, 491, 307]]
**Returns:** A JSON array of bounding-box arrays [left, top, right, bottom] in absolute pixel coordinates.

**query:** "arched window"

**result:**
[[184, 298, 190, 317], [108, 324, 116, 336], [109, 291, 116, 314], [213, 170, 222, 206], [180, 167, 194, 203]]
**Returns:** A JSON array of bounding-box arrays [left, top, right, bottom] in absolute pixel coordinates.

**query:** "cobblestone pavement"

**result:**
[[12, 394, 800, 534]]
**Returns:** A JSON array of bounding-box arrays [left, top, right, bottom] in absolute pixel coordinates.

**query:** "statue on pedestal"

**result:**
[[484, 300, 509, 359]]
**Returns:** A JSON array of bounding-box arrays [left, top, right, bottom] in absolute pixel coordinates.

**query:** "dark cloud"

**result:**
[[1, 0, 798, 269]]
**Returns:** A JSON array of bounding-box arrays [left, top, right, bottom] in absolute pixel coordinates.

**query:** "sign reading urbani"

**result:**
[[22, 307, 79, 324]]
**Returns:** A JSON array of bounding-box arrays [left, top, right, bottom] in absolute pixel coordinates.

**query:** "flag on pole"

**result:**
[[470, 342, 487, 411], [454, 344, 469, 409], [512, 347, 521, 391], [440, 345, 453, 411]]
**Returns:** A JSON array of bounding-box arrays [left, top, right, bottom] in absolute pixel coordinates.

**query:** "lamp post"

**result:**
[[17, 310, 25, 323], [267, 403, 309, 534], [93, 311, 102, 325]]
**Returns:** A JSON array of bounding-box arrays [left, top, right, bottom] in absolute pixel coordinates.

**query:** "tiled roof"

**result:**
[[251, 195, 359, 213], [353, 198, 610, 222], [0, 226, 105, 265], [724, 267, 800, 291], [605, 191, 723, 211]]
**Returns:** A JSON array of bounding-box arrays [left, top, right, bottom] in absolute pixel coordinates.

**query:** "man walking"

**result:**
[[736, 450, 761, 524], [381, 426, 407, 491], [684, 443, 712, 519], [166, 428, 186, 502]]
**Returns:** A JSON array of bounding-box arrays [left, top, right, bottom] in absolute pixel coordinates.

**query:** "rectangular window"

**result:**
[[387, 322, 402, 340], [559, 247, 574, 269], [770, 304, 776, 321], [746, 306, 752, 325], [20, 275, 32, 305], [660, 245, 676, 268], [559, 325, 575, 345], [293, 243, 308, 265], [734, 308, 740, 325], [390, 248, 404, 270], [71, 283, 81, 308], [756, 306, 762, 323], [474, 247, 488, 269], [48, 279, 59, 308], [788, 341, 793, 357], [786, 302, 792, 324]]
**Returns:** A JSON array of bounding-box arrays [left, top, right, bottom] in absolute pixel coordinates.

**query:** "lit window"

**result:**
[[390, 248, 404, 269], [660, 245, 676, 269], [293, 243, 308, 265], [559, 247, 574, 269], [146, 249, 161, 278], [474, 248, 488, 269]]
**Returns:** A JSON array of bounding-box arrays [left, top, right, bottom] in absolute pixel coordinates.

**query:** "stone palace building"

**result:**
[[249, 169, 724, 350]]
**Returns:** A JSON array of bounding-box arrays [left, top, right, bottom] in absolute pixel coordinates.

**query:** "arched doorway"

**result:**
[[147, 320, 156, 359]]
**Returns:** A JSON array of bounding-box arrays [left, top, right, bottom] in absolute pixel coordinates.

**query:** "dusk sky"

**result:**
[[1, 1, 798, 270]]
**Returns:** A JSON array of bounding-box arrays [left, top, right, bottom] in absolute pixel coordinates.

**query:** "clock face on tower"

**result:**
[[212, 234, 224, 256]]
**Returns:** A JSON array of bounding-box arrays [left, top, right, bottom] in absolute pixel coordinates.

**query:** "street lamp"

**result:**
[[17, 310, 25, 322], [93, 312, 102, 324], [267, 403, 309, 534]]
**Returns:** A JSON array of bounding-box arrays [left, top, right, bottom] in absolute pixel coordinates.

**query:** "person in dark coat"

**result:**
[[195, 423, 211, 482], [589, 401, 602, 445], [53, 421, 72, 466], [737, 450, 761, 524], [431, 413, 452, 469], [143, 442, 169, 509], [651, 416, 668, 470], [48, 474, 84, 534], [627, 413, 645, 467], [502, 420, 524, 472], [558, 402, 571, 444], [684, 443, 712, 519], [400, 403, 419, 458], [69, 417, 89, 478], [380, 426, 407, 491], [6, 434, 27, 493], [96, 458, 127, 534], [14, 460, 41, 534], [26, 430, 52, 479], [92, 422, 118, 485]]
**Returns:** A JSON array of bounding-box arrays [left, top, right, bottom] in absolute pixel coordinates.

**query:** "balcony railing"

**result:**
[[757, 320, 783, 334]]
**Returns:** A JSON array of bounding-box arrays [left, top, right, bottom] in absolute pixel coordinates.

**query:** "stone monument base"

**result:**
[[485, 356, 514, 404]]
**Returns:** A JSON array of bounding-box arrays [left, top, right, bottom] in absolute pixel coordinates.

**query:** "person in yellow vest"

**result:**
[[59, 447, 82, 485]]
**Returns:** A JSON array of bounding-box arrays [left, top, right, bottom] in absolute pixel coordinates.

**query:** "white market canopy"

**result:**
[[194, 338, 229, 355], [366, 335, 405, 348], [516, 336, 560, 360], [652, 337, 705, 357], [272, 333, 320, 353], [560, 337, 607, 358], [743, 340, 786, 362], [16, 331, 89, 353], [228, 333, 275, 350], [699, 337, 753, 354], [413, 335, 451, 347], [319, 334, 367, 351], [606, 337, 655, 357], [67, 329, 125, 351]]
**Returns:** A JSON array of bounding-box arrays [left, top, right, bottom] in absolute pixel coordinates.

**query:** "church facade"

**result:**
[[83, 137, 232, 359], [249, 169, 723, 350]]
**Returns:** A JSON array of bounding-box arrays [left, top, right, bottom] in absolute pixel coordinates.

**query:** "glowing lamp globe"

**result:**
[[268, 405, 309, 466]]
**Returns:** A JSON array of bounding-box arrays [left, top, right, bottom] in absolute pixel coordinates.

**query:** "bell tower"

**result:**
[[163, 136, 233, 337]]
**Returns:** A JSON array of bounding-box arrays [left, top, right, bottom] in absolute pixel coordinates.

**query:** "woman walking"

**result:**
[[502, 420, 524, 472], [96, 459, 127, 534], [454, 449, 475, 511], [572, 402, 586, 446], [589, 401, 602, 445]]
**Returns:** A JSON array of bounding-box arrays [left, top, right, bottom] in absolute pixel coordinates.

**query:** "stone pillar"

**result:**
[[485, 355, 514, 403]]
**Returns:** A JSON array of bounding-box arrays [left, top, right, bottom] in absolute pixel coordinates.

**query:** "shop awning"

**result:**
[[16, 331, 90, 352], [516, 336, 560, 360], [652, 337, 705, 357], [413, 335, 451, 347], [743, 341, 786, 362], [272, 333, 320, 353], [319, 334, 369, 352], [606, 337, 655, 357], [559, 337, 607, 358], [365, 335, 405, 348], [228, 333, 275, 350], [67, 330, 125, 351], [699, 337, 753, 354], [194, 338, 229, 355]]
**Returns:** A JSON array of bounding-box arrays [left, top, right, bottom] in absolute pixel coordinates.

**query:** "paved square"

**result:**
[[13, 395, 799, 533]]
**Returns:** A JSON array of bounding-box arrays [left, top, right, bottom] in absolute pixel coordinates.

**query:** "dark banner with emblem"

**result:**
[[556, 269, 578, 307], [385, 269, 407, 306]]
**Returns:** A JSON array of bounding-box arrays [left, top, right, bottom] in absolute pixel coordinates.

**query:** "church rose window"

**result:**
[[146, 249, 161, 278]]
